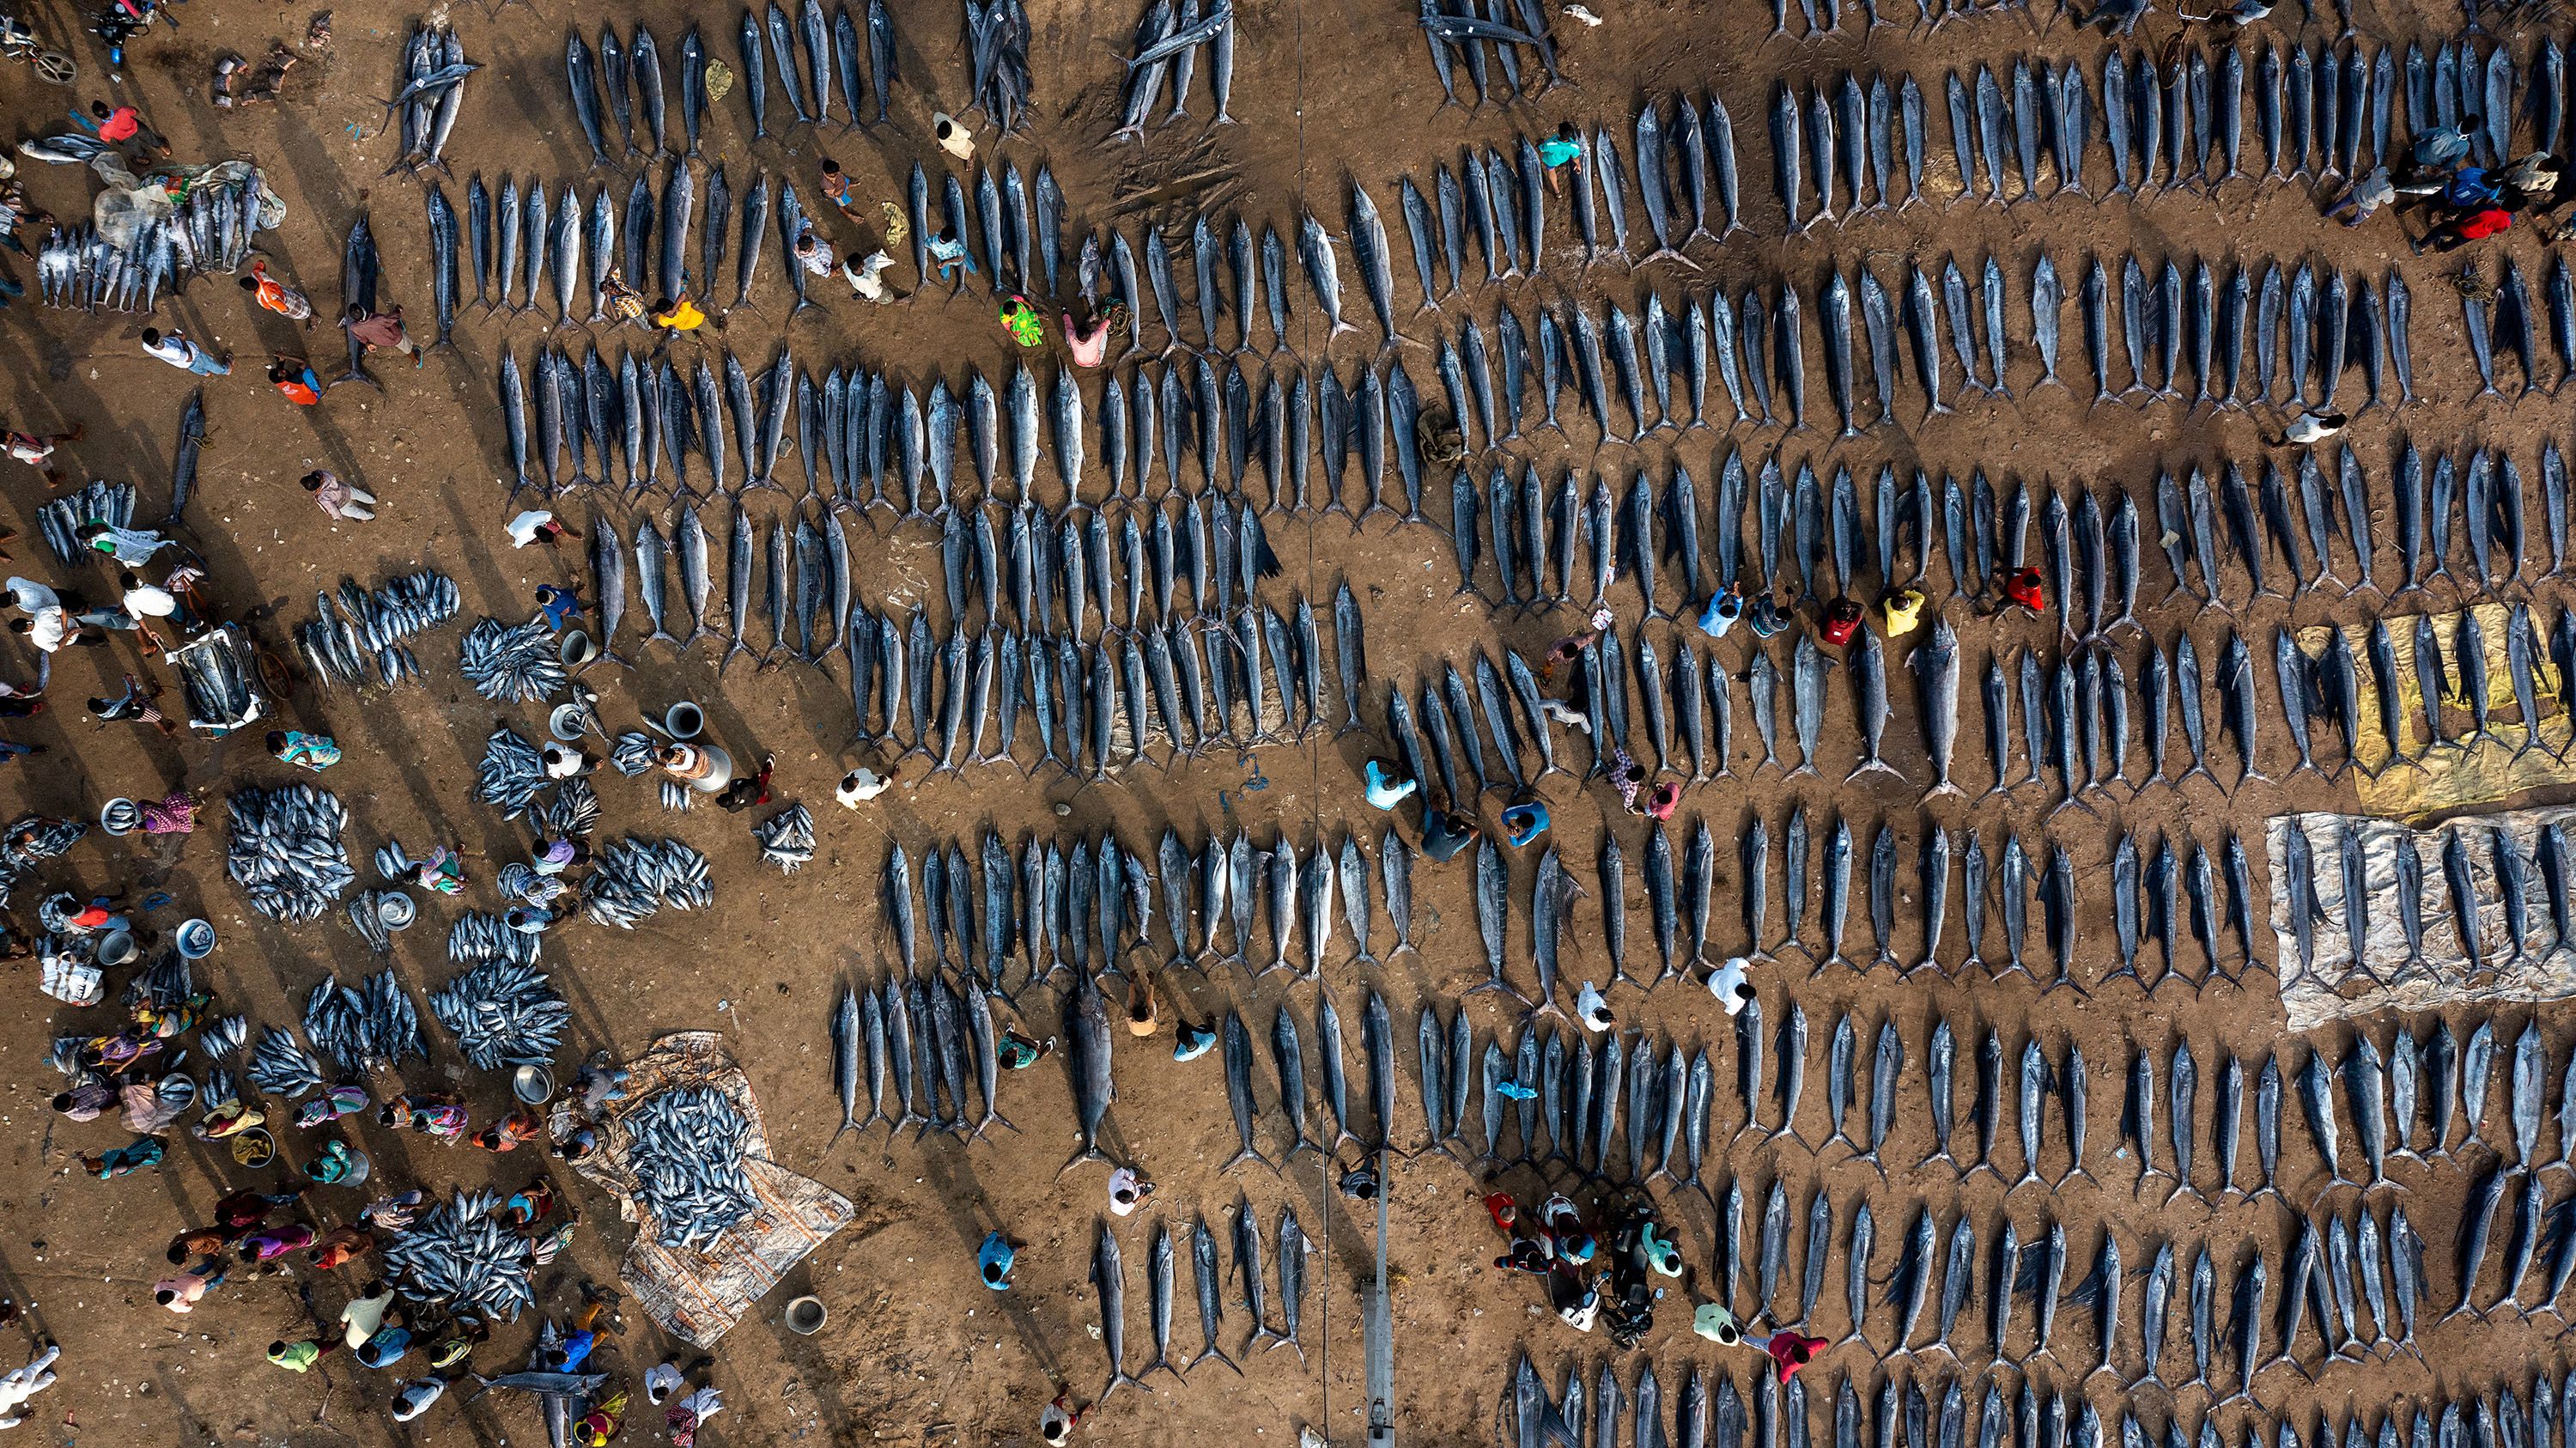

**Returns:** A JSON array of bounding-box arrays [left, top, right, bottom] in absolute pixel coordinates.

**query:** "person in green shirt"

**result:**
[[267, 1338, 337, 1372], [1537, 122, 1586, 195]]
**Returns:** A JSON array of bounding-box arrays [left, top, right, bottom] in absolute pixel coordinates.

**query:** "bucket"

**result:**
[[95, 929, 137, 968], [664, 701, 704, 739], [549, 703, 588, 742], [559, 629, 598, 666], [99, 798, 139, 836], [230, 1128, 275, 1169], [377, 892, 417, 931], [173, 919, 216, 959], [783, 1295, 828, 1335], [512, 1064, 555, 1104]]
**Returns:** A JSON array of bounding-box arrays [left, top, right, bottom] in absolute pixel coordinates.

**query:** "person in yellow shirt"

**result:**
[[1882, 587, 1926, 637], [649, 295, 705, 332]]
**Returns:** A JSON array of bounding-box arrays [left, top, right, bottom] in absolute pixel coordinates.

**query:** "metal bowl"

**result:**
[[174, 918, 216, 958], [376, 892, 416, 931], [229, 1128, 276, 1168], [512, 1064, 555, 1104], [98, 798, 139, 836]]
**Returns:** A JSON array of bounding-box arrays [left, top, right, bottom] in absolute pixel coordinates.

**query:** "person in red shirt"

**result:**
[[2415, 206, 2513, 253], [240, 262, 312, 322], [76, 100, 169, 158], [304, 1226, 374, 1270], [1744, 1329, 1827, 1383], [2003, 565, 2046, 614], [268, 357, 321, 405]]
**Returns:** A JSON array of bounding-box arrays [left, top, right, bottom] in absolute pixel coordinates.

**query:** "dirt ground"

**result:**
[[0, 0, 2563, 1443]]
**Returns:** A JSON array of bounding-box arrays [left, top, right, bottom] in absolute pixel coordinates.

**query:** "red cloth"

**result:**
[[1762, 1329, 1826, 1382], [275, 375, 319, 406], [2459, 208, 2513, 240], [70, 905, 111, 929], [98, 107, 140, 142]]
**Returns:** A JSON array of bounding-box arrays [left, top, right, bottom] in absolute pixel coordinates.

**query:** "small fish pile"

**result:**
[[582, 836, 714, 928], [526, 776, 602, 839], [381, 1189, 538, 1320], [346, 888, 405, 952], [246, 1025, 326, 1098], [386, 21, 474, 176], [295, 572, 462, 691], [169, 624, 267, 735], [451, 910, 542, 967], [35, 481, 136, 563], [226, 785, 356, 923], [623, 1085, 757, 1250], [611, 732, 660, 776], [476, 729, 549, 813], [199, 1014, 248, 1062], [457, 617, 568, 703], [659, 781, 692, 812], [303, 970, 426, 1072], [753, 803, 814, 873], [430, 957, 571, 1070], [1115, 0, 1235, 137], [1416, 0, 1561, 110]]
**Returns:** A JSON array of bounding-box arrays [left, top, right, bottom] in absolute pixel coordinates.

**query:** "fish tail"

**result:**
[[1189, 1344, 1244, 1378]]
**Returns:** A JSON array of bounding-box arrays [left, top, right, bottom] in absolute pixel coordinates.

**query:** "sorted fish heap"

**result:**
[[246, 1025, 326, 1098], [1414, 0, 1561, 111], [611, 732, 660, 776], [226, 785, 356, 923], [623, 1084, 757, 1250], [381, 1189, 538, 1319], [451, 910, 542, 967], [295, 571, 462, 691], [582, 836, 714, 928], [1115, 0, 1236, 137], [430, 956, 571, 1069], [36, 481, 136, 563], [526, 776, 602, 839], [302, 970, 426, 1072], [753, 803, 814, 872], [475, 729, 550, 813], [457, 617, 568, 703], [386, 21, 475, 176]]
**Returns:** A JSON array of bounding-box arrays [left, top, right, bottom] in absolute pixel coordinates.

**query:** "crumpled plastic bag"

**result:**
[[703, 58, 733, 101]]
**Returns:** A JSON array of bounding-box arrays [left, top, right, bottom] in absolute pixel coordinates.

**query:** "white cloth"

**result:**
[[3, 578, 58, 613], [141, 333, 199, 368], [121, 584, 175, 619], [835, 769, 890, 808], [506, 510, 555, 548], [341, 1289, 392, 1348], [1107, 1167, 1145, 1217], [1575, 981, 1613, 1031], [674, 1388, 724, 1425], [542, 745, 586, 779], [391, 1377, 444, 1421], [26, 608, 65, 652], [1706, 957, 1755, 1014]]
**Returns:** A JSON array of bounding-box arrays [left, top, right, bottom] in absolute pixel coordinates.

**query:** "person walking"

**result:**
[[843, 250, 894, 301], [301, 469, 375, 520], [141, 327, 232, 376], [268, 356, 322, 405], [1536, 123, 1585, 194], [2326, 166, 2397, 226], [5, 424, 79, 486], [241, 261, 313, 320], [2411, 204, 2513, 252]]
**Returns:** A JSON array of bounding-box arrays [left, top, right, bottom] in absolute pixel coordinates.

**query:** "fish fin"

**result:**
[[1188, 1345, 1244, 1378]]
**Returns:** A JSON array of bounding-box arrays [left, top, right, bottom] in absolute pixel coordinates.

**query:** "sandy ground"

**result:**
[[0, 0, 2565, 1444]]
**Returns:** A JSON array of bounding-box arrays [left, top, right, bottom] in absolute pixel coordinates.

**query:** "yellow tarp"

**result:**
[[572, 1031, 852, 1348], [2296, 603, 2572, 817]]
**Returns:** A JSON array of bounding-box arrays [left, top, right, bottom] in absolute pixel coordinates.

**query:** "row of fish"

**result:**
[[2280, 811, 2576, 985], [292, 571, 463, 692], [824, 967, 1012, 1142], [1091, 1208, 1315, 1399], [386, 21, 473, 176], [1504, 1354, 2576, 1448], [1413, 0, 1564, 111], [1115, 0, 1237, 137], [562, 8, 901, 167]]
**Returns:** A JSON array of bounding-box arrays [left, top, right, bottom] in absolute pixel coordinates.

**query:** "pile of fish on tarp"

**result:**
[[247, 1025, 328, 1098], [35, 481, 136, 563], [304, 970, 428, 1072], [382, 1189, 538, 1320], [753, 803, 814, 872], [458, 617, 568, 703], [295, 571, 463, 691], [623, 1084, 758, 1250], [431, 955, 571, 1070], [453, 909, 542, 966], [1115, 0, 1237, 138], [583, 836, 715, 928], [227, 785, 356, 923], [385, 21, 475, 177], [1414, 0, 1562, 112], [26, 156, 276, 311]]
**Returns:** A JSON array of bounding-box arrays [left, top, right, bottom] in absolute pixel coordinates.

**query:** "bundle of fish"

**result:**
[[303, 970, 426, 1072], [0, 816, 84, 867], [824, 964, 1025, 1144], [246, 1025, 326, 1098], [170, 624, 265, 734], [374, 839, 422, 881], [381, 1189, 537, 1320], [582, 836, 714, 928], [753, 803, 814, 873], [430, 957, 571, 1069], [126, 956, 195, 1011], [623, 1084, 757, 1250], [226, 785, 355, 923], [35, 481, 135, 563], [957, 0, 1030, 133], [451, 910, 542, 967], [527, 777, 601, 839], [476, 729, 549, 813], [1415, 0, 1561, 111], [611, 732, 659, 776], [659, 780, 692, 812], [386, 21, 473, 177], [1114, 0, 1236, 138], [457, 617, 568, 703], [1085, 1207, 1315, 1394], [35, 222, 177, 313], [346, 889, 403, 952], [295, 571, 461, 691], [2277, 808, 2576, 996], [199, 1014, 248, 1062], [202, 1068, 240, 1111]]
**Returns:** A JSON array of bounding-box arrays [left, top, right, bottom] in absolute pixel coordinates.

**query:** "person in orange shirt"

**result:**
[[471, 1106, 545, 1152], [304, 1226, 374, 1271], [240, 262, 312, 322], [268, 357, 321, 405]]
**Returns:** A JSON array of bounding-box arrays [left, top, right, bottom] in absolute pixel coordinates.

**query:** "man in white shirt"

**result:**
[[139, 327, 231, 376], [2, 577, 56, 614]]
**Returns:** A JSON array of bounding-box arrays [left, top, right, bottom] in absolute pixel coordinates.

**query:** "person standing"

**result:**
[[5, 424, 80, 486], [1536, 122, 1585, 195], [268, 356, 322, 405], [141, 327, 232, 376], [793, 225, 836, 278], [301, 469, 375, 520], [842, 250, 894, 301], [507, 509, 575, 549]]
